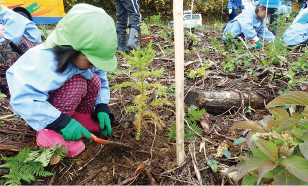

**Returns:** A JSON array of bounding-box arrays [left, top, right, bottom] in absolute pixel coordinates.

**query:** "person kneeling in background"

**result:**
[[223, 0, 279, 51], [0, 4, 41, 54], [283, 10, 308, 48], [6, 3, 117, 158]]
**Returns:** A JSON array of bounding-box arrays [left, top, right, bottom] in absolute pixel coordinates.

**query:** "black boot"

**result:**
[[117, 35, 127, 52], [126, 28, 140, 51]]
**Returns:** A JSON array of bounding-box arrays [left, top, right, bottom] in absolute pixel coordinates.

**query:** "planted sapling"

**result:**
[[111, 41, 171, 140]]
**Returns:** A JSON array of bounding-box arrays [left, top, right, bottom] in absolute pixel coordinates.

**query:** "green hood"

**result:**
[[44, 3, 117, 72]]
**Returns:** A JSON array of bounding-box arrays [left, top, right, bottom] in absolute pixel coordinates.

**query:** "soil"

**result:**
[[0, 25, 307, 185]]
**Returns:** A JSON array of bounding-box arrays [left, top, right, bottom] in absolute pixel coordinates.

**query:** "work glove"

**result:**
[[60, 119, 92, 141], [97, 112, 112, 136], [229, 9, 232, 14], [249, 40, 262, 50]]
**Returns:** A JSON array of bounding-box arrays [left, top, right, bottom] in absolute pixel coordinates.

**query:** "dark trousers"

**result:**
[[228, 9, 238, 21], [269, 13, 278, 36], [115, 0, 142, 35]]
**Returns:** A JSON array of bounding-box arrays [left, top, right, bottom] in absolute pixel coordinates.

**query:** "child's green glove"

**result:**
[[255, 40, 261, 50], [61, 119, 91, 141], [97, 112, 112, 136]]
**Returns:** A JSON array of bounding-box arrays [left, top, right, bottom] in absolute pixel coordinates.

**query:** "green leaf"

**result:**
[[257, 159, 276, 185], [207, 159, 218, 173], [265, 120, 285, 130], [222, 149, 232, 158], [299, 141, 308, 161], [231, 121, 263, 130], [237, 158, 263, 182], [291, 126, 304, 140], [234, 137, 246, 145], [281, 156, 308, 182], [270, 107, 290, 120], [255, 138, 278, 161], [302, 130, 308, 141], [0, 93, 6, 98], [252, 148, 271, 160], [242, 175, 258, 185], [272, 169, 286, 185], [267, 91, 308, 108]]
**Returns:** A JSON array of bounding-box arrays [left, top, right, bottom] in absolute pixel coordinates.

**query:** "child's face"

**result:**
[[257, 5, 271, 20], [73, 53, 95, 69]]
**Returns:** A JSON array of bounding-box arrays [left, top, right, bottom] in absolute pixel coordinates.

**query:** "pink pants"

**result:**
[[48, 74, 101, 116]]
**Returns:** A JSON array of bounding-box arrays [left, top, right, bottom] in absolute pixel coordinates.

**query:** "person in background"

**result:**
[[115, 0, 142, 52], [293, 0, 308, 24], [0, 4, 41, 53], [223, 0, 279, 50], [6, 4, 117, 158], [286, 1, 292, 18], [283, 9, 308, 47], [242, 0, 254, 11], [227, 0, 246, 21]]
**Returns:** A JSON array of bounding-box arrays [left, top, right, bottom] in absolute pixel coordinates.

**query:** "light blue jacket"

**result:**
[[6, 45, 111, 131], [227, 0, 245, 10], [0, 6, 41, 45], [283, 13, 308, 46], [223, 7, 275, 42]]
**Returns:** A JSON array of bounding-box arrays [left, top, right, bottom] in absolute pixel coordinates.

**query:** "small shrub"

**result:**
[[230, 91, 308, 185]]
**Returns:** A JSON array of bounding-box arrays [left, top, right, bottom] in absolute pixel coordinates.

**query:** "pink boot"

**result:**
[[71, 111, 100, 132], [37, 129, 85, 158]]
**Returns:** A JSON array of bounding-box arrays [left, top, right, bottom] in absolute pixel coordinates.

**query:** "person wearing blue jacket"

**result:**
[[6, 4, 117, 158], [227, 0, 246, 21], [223, 0, 279, 50], [283, 10, 308, 47], [0, 4, 41, 53]]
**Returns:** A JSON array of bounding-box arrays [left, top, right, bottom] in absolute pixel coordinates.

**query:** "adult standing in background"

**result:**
[[227, 0, 245, 21], [115, 0, 142, 52]]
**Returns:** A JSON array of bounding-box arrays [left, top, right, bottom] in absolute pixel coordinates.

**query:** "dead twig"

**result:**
[[77, 144, 104, 171]]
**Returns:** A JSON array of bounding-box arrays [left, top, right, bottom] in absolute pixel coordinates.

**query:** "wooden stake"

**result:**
[[173, 0, 185, 166], [262, 0, 269, 50]]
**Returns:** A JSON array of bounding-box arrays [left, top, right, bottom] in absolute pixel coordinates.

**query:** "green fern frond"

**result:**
[[1, 145, 59, 185]]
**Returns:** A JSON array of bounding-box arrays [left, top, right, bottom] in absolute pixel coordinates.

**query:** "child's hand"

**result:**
[[61, 119, 91, 141], [97, 112, 112, 136]]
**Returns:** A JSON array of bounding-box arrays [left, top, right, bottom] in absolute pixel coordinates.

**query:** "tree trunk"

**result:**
[[184, 90, 273, 114]]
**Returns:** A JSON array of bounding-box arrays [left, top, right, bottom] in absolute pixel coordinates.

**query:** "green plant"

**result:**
[[167, 85, 175, 96], [1, 144, 67, 185], [229, 91, 308, 185], [207, 159, 218, 172], [284, 68, 308, 88], [168, 105, 205, 143], [140, 22, 150, 36], [187, 64, 209, 80], [293, 50, 308, 74], [145, 15, 162, 26], [0, 93, 7, 98], [111, 41, 171, 140]]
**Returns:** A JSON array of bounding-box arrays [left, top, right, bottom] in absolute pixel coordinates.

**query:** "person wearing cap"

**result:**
[[115, 0, 142, 52], [6, 4, 117, 158], [227, 0, 245, 21], [0, 4, 41, 53], [223, 0, 279, 50], [283, 10, 308, 47]]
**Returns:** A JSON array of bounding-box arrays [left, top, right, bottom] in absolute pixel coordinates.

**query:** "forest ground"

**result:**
[[0, 19, 307, 185]]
